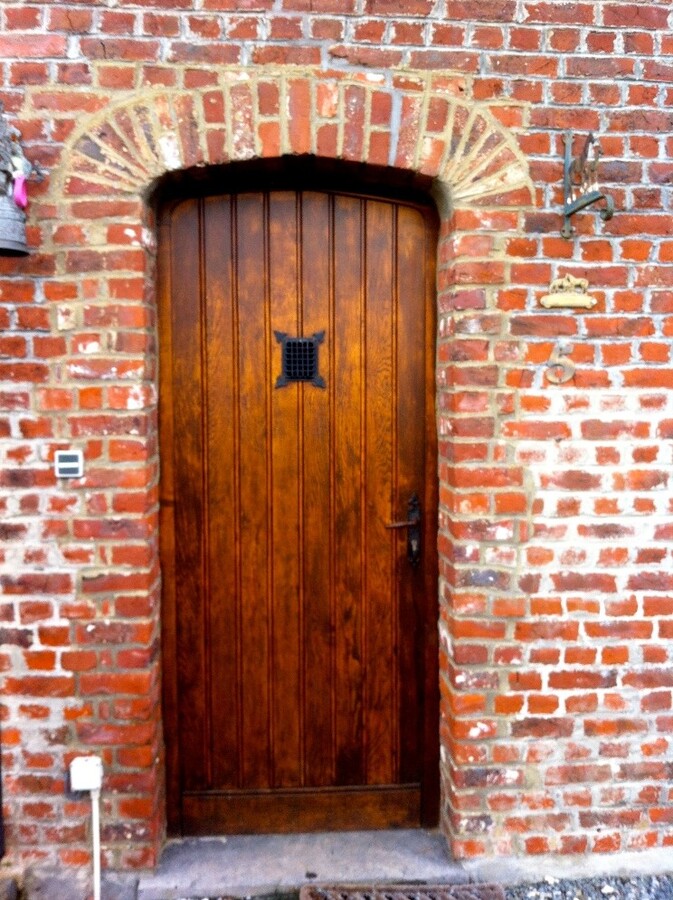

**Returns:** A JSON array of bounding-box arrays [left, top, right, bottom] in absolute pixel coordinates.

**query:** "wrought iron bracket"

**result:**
[[561, 130, 614, 239]]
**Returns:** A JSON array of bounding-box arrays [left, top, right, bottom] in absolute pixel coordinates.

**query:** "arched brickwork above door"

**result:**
[[57, 67, 532, 212]]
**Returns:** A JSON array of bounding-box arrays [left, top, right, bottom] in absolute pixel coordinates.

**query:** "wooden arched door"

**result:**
[[158, 184, 438, 835]]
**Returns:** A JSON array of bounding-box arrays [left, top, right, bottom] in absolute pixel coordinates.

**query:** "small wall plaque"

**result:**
[[540, 274, 596, 309]]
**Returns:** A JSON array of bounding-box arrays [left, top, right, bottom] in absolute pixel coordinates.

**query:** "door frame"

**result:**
[[156, 159, 440, 835]]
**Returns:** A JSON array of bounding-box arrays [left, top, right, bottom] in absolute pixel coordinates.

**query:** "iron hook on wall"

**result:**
[[561, 130, 615, 239]]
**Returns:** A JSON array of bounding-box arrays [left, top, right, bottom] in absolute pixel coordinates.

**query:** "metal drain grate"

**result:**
[[301, 884, 505, 900]]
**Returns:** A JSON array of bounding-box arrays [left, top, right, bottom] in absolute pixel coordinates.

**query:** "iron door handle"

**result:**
[[386, 492, 421, 566]]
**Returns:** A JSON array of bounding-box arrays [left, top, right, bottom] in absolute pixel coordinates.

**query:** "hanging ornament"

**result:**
[[0, 103, 44, 256]]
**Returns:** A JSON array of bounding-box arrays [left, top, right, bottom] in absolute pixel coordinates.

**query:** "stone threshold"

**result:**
[[137, 829, 467, 900]]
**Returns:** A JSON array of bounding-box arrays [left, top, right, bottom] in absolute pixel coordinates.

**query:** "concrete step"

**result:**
[[137, 830, 467, 900]]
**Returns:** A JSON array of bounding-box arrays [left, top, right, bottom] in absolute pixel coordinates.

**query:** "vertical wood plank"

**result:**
[[157, 212, 181, 831], [300, 191, 335, 786], [419, 206, 440, 824], [169, 199, 209, 793], [235, 193, 272, 789], [268, 192, 302, 787], [363, 199, 396, 785], [203, 195, 242, 789], [332, 194, 365, 785], [396, 205, 429, 784]]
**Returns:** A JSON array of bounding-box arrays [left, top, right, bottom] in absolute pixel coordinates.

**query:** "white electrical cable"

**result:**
[[90, 787, 101, 900], [69, 757, 103, 900]]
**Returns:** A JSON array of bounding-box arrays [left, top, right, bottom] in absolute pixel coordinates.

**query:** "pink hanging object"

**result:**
[[13, 174, 27, 209]]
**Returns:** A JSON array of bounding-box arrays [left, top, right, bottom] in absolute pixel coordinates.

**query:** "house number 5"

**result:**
[[545, 342, 575, 384]]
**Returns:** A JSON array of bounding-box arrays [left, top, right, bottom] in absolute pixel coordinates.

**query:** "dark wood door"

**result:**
[[158, 187, 438, 835]]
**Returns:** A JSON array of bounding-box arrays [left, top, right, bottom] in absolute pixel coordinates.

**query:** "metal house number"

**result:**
[[545, 342, 575, 385]]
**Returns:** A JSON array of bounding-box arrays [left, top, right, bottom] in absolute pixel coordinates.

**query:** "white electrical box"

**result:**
[[55, 449, 84, 479], [69, 755, 103, 792]]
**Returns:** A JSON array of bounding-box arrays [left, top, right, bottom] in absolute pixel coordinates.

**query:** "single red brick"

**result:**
[[8, 62, 49, 86], [604, 2, 669, 28], [4, 676, 74, 698], [528, 695, 560, 715], [0, 34, 66, 57], [24, 651, 56, 672], [116, 746, 155, 768], [61, 651, 98, 672], [266, 14, 302, 39], [79, 672, 152, 697], [549, 670, 617, 690], [97, 66, 136, 89]]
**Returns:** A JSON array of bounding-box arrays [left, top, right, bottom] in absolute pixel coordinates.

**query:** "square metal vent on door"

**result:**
[[275, 330, 325, 388]]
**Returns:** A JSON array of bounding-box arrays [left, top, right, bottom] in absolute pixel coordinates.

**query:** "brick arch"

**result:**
[[50, 66, 534, 865], [57, 68, 531, 211]]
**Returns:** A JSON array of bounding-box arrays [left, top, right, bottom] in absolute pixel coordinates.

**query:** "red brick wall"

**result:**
[[0, 0, 671, 878]]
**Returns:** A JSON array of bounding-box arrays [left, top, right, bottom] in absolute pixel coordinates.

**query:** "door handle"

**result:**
[[386, 492, 421, 566]]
